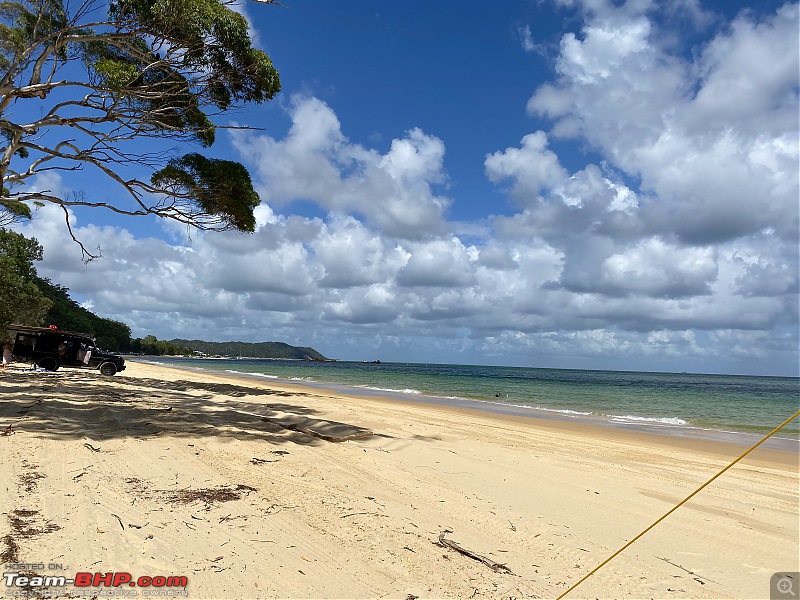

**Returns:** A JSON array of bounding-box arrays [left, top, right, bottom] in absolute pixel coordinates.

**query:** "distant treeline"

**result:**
[[132, 336, 192, 356], [2, 229, 327, 359], [169, 339, 328, 360], [9, 280, 327, 359], [32, 286, 192, 355], [36, 279, 133, 351]]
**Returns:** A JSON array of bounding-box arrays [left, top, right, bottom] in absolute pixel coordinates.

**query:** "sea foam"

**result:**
[[610, 415, 688, 426], [227, 370, 278, 379], [360, 386, 422, 395], [533, 406, 593, 416]]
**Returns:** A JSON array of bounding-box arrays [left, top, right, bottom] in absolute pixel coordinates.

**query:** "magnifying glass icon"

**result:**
[[778, 577, 796, 597]]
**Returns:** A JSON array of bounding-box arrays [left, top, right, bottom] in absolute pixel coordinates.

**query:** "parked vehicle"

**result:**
[[5, 324, 127, 376]]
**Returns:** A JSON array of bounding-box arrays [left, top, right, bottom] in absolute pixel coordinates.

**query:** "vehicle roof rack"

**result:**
[[6, 324, 96, 342]]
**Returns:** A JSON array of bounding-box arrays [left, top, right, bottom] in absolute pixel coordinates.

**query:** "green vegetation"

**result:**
[[170, 339, 329, 361], [1, 0, 281, 254], [132, 335, 192, 356], [35, 278, 133, 351], [0, 229, 132, 350], [0, 0, 329, 358], [0, 229, 51, 329], [1, 229, 326, 359]]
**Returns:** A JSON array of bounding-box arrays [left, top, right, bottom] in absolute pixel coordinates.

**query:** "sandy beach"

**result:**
[[1, 360, 798, 599]]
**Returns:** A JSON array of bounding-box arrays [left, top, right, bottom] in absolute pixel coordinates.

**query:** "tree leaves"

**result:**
[[35, 277, 133, 350], [107, 0, 281, 109], [1, 0, 281, 237], [0, 229, 51, 329], [151, 153, 259, 232]]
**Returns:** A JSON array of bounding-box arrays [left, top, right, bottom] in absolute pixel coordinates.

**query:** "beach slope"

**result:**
[[1, 361, 797, 599]]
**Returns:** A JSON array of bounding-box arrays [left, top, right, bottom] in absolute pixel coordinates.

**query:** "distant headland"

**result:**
[[168, 339, 330, 361]]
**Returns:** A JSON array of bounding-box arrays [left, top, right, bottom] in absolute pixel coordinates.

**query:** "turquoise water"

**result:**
[[146, 358, 800, 442]]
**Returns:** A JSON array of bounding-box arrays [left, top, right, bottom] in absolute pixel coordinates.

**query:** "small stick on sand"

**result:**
[[656, 556, 718, 584], [436, 529, 515, 575]]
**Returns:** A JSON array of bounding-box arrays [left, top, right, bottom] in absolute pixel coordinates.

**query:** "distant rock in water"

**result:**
[[169, 339, 329, 361]]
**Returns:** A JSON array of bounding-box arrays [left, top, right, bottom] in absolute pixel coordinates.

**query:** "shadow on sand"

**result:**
[[0, 370, 349, 447]]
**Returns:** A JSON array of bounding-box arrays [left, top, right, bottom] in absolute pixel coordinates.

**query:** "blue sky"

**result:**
[[13, 0, 800, 375]]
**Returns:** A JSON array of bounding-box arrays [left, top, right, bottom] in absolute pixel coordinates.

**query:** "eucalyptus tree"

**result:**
[[0, 228, 51, 329], [0, 0, 281, 255]]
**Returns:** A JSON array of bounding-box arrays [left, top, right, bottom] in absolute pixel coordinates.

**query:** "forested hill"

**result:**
[[36, 278, 132, 351], [169, 339, 329, 361], [1, 230, 327, 359]]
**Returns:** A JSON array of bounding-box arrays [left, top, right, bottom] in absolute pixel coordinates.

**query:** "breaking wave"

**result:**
[[533, 407, 593, 416], [359, 386, 422, 395], [610, 415, 688, 426], [227, 370, 278, 379]]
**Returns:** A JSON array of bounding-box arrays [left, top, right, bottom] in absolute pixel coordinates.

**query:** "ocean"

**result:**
[[144, 357, 800, 450]]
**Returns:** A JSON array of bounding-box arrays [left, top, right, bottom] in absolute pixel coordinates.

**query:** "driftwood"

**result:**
[[436, 530, 515, 575], [656, 556, 718, 585]]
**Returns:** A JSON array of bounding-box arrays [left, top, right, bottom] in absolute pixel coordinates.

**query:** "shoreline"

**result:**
[[2, 360, 798, 599], [135, 357, 800, 456]]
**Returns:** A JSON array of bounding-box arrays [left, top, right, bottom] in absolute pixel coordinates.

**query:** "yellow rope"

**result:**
[[557, 408, 800, 599]]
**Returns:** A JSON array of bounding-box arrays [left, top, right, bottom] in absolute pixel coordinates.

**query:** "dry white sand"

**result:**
[[1, 360, 798, 599]]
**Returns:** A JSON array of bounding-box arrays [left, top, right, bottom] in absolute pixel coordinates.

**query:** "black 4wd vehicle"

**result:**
[[6, 324, 126, 376]]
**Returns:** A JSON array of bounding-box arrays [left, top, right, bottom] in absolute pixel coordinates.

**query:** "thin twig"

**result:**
[[656, 556, 719, 585], [436, 530, 515, 575]]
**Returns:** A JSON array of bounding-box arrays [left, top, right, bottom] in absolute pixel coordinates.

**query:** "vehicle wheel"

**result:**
[[38, 357, 59, 371], [99, 362, 117, 376]]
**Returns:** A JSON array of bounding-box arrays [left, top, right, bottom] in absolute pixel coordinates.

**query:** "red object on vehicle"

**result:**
[[49, 325, 58, 329]]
